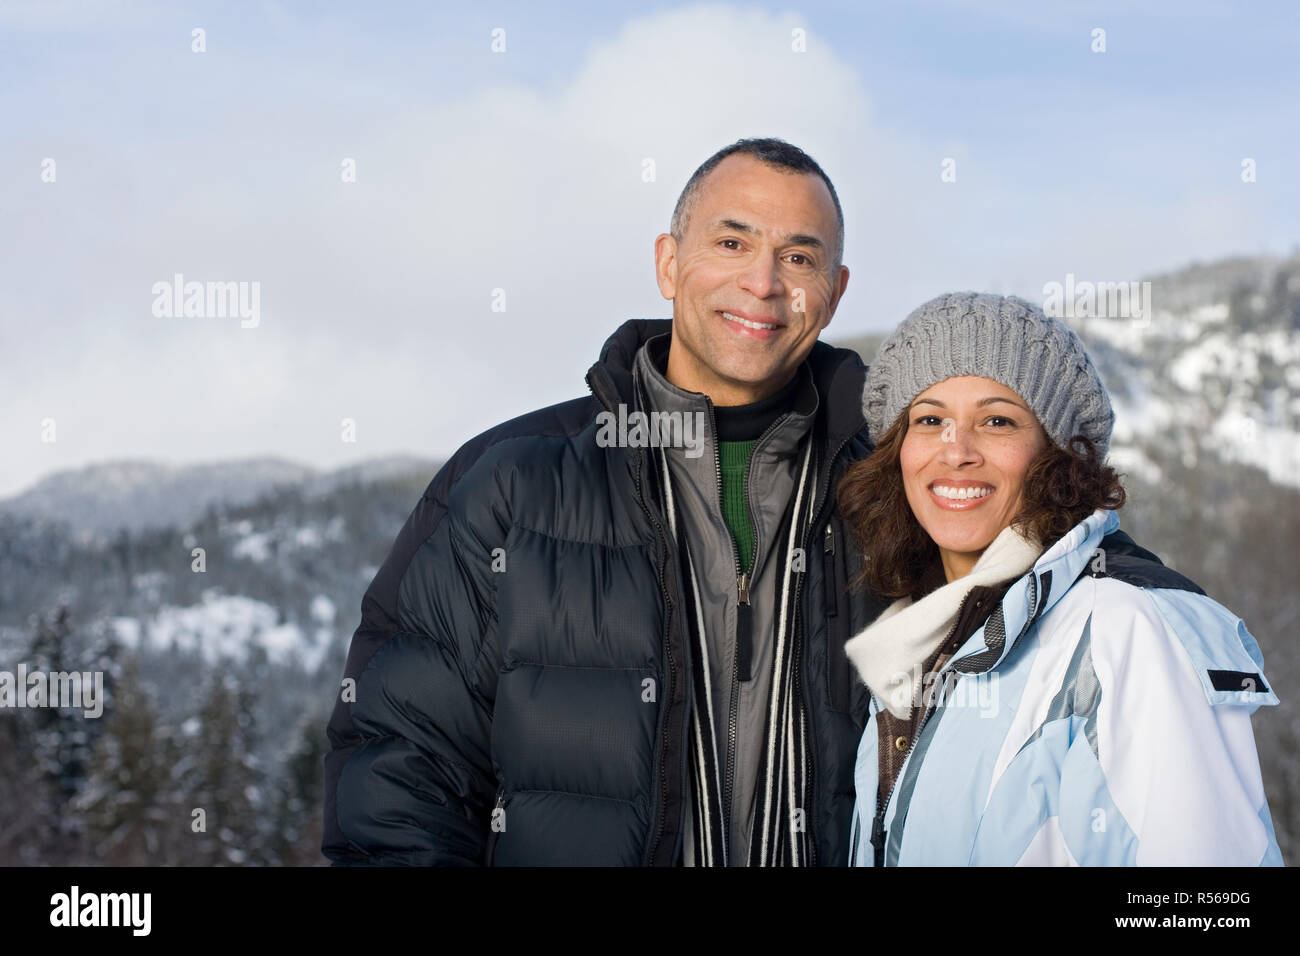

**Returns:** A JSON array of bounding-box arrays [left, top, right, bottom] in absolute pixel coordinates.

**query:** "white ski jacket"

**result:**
[[848, 508, 1283, 866]]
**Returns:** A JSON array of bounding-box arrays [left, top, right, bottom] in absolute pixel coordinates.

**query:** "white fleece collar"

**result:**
[[845, 523, 1042, 719]]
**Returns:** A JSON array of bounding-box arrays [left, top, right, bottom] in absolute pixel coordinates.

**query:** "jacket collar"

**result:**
[[584, 318, 869, 453], [847, 522, 1044, 718], [952, 508, 1120, 673], [633, 331, 818, 457]]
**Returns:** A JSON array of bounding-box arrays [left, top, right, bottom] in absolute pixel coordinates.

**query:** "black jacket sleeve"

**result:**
[[322, 442, 507, 866]]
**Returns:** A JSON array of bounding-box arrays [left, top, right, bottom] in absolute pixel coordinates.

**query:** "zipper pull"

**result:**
[[736, 571, 753, 682], [870, 811, 886, 867], [824, 523, 840, 620]]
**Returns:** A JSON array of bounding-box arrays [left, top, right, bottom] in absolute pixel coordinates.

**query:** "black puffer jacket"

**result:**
[[322, 319, 883, 865]]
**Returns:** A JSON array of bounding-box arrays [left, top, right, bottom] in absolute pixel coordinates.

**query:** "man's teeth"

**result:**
[[932, 485, 992, 500], [722, 311, 778, 331]]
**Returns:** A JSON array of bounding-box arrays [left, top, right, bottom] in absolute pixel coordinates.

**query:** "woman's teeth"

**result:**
[[932, 485, 992, 500], [722, 311, 778, 331]]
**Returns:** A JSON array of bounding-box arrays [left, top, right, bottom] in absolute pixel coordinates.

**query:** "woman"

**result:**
[[837, 291, 1282, 866]]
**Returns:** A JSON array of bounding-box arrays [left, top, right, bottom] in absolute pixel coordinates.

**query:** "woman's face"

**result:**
[[899, 375, 1049, 577]]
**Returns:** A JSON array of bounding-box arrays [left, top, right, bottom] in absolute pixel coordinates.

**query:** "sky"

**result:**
[[2, 0, 1297, 498]]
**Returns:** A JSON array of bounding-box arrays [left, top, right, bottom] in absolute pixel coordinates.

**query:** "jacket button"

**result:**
[[894, 735, 908, 752]]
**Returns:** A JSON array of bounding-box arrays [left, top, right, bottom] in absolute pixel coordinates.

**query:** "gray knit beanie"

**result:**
[[863, 292, 1114, 456]]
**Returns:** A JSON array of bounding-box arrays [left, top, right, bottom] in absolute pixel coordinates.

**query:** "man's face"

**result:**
[[654, 154, 850, 405]]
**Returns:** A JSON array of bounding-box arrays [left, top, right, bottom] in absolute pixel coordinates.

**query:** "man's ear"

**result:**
[[654, 233, 678, 301], [822, 264, 850, 330]]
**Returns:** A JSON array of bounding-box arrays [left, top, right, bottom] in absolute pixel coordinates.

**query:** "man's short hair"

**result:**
[[669, 137, 845, 270]]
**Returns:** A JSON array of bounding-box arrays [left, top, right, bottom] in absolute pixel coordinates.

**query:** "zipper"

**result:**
[[848, 806, 860, 866], [870, 576, 1040, 866], [870, 705, 934, 866], [823, 522, 837, 617], [824, 519, 854, 713], [823, 520, 848, 626], [711, 399, 793, 852], [869, 701, 938, 865], [735, 572, 752, 681], [706, 398, 746, 849], [788, 549, 813, 864], [869, 590, 975, 865]]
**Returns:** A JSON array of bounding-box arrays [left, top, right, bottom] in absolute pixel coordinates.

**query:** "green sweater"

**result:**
[[718, 439, 757, 574]]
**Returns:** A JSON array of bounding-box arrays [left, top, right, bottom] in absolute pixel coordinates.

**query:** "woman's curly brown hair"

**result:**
[[837, 411, 1127, 599]]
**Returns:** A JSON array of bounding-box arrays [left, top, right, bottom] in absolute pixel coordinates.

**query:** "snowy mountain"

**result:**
[[0, 454, 440, 540], [0, 457, 313, 539], [0, 455, 440, 669], [1075, 255, 1300, 489]]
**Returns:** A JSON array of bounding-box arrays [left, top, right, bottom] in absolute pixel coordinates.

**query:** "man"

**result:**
[[322, 137, 881, 865]]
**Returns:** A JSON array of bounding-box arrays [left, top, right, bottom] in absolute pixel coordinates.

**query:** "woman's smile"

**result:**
[[927, 479, 995, 509]]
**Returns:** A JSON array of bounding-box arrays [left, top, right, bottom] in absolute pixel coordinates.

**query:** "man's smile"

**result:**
[[718, 308, 784, 341]]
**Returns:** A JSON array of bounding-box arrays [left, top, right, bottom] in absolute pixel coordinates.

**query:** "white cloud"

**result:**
[[0, 2, 1288, 498]]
